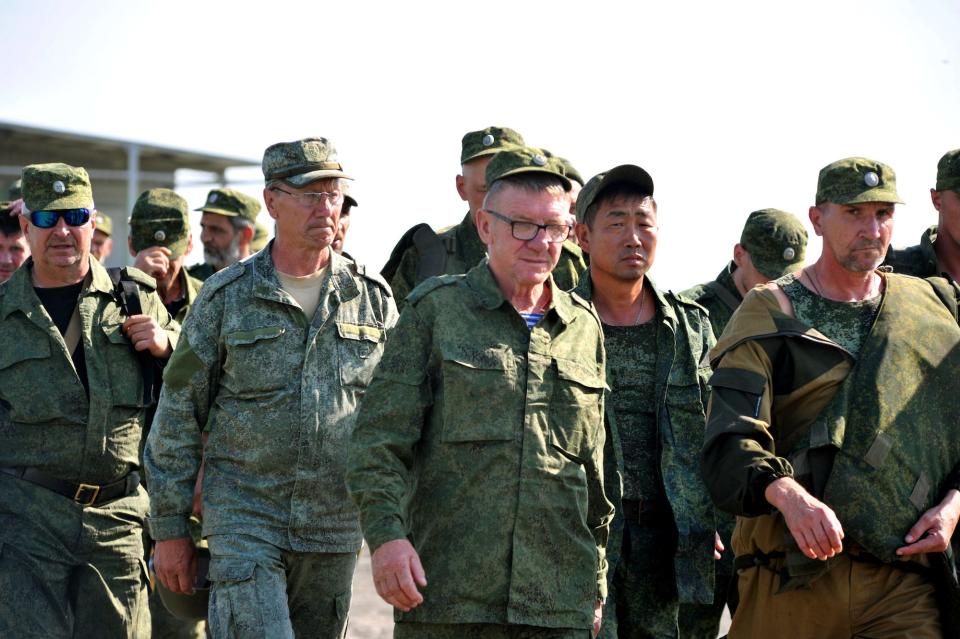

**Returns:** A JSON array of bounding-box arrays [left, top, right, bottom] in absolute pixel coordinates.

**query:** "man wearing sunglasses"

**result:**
[[187, 187, 261, 282], [146, 137, 397, 639], [0, 162, 180, 638], [349, 146, 611, 639]]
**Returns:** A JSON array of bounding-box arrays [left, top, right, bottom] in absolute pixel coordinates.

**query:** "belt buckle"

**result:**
[[74, 483, 101, 506]]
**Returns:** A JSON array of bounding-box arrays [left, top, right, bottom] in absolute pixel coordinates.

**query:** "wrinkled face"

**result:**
[[21, 210, 94, 273], [811, 201, 895, 273], [264, 178, 342, 251], [576, 195, 658, 282], [200, 212, 242, 269], [477, 185, 569, 289], [934, 189, 960, 249], [0, 231, 29, 282], [90, 229, 113, 261], [458, 156, 493, 217]]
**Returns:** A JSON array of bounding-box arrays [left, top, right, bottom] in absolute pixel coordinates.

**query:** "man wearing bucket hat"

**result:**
[[91, 210, 114, 262], [349, 146, 611, 638], [146, 137, 398, 639], [129, 189, 202, 325], [702, 157, 960, 637], [885, 148, 960, 282], [187, 187, 261, 282], [0, 162, 180, 638], [381, 126, 587, 310], [569, 164, 719, 639]]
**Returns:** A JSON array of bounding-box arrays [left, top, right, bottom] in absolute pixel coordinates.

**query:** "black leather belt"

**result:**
[[0, 467, 139, 507]]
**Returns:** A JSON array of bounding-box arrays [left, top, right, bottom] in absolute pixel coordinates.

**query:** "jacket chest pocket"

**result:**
[[101, 322, 149, 408], [440, 348, 518, 442], [222, 326, 289, 396], [550, 358, 605, 464], [336, 322, 385, 389], [0, 339, 59, 422]]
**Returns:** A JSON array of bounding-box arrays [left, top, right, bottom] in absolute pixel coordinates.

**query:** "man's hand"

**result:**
[[897, 489, 960, 556], [765, 476, 844, 560], [7, 199, 24, 218], [714, 531, 724, 560], [593, 600, 603, 637], [371, 539, 427, 612], [154, 537, 197, 594], [123, 315, 172, 358], [134, 246, 172, 281]]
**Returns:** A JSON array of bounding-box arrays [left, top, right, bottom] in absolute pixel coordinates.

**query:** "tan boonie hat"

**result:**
[[195, 188, 261, 223], [815, 157, 903, 205], [575, 164, 655, 224], [94, 211, 113, 236], [485, 146, 572, 191], [936, 148, 960, 192], [740, 209, 808, 279], [461, 127, 525, 165], [22, 163, 94, 211], [130, 189, 191, 257], [262, 137, 352, 187]]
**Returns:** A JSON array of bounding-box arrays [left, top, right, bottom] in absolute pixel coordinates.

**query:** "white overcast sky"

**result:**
[[4, 0, 959, 289]]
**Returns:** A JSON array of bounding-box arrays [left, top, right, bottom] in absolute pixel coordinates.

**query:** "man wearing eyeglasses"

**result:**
[[146, 137, 398, 639], [0, 163, 180, 638], [381, 126, 588, 311], [186, 187, 261, 282], [570, 166, 720, 639], [349, 146, 611, 639]]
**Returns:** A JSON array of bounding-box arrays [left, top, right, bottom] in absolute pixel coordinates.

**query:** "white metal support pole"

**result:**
[[124, 143, 140, 266]]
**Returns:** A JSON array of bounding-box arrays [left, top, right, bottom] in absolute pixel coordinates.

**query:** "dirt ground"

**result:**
[[346, 547, 731, 638]]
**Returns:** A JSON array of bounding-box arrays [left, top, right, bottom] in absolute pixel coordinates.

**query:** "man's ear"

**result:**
[[128, 237, 137, 258], [455, 174, 467, 202], [574, 223, 591, 254], [475, 208, 492, 245], [240, 223, 255, 248], [809, 205, 825, 237]]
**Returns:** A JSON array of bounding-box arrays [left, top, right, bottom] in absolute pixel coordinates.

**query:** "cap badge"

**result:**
[[864, 171, 880, 187], [208, 193, 218, 203], [782, 247, 796, 261], [482, 134, 495, 147], [52, 181, 65, 194], [532, 154, 547, 167], [154, 230, 166, 242]]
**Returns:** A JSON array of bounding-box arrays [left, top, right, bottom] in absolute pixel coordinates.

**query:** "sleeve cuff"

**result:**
[[362, 516, 407, 553], [147, 514, 192, 540]]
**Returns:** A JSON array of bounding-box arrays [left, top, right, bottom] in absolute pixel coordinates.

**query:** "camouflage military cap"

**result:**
[[815, 156, 903, 205], [195, 187, 261, 222], [8, 178, 21, 200], [94, 211, 113, 236], [556, 157, 584, 186], [262, 137, 352, 187], [130, 189, 191, 257], [461, 126, 525, 165], [935, 148, 960, 192], [575, 164, 655, 223], [740, 208, 808, 279], [251, 220, 270, 252], [485, 146, 572, 191], [342, 181, 358, 210], [21, 163, 94, 211]]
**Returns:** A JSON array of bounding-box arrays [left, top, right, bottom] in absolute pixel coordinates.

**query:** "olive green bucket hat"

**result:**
[[22, 163, 94, 211], [740, 208, 808, 279], [815, 157, 903, 205], [195, 188, 261, 223], [130, 189, 191, 257]]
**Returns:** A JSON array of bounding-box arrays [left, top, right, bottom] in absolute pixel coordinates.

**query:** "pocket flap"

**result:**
[[555, 357, 604, 389], [225, 326, 285, 346], [0, 339, 50, 369], [101, 322, 130, 345], [444, 346, 513, 371], [336, 322, 383, 343], [207, 558, 256, 583]]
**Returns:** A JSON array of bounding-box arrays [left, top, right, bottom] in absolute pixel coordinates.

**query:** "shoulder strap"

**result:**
[[63, 302, 83, 356], [107, 267, 156, 405], [704, 280, 741, 313], [925, 275, 960, 323], [413, 225, 450, 284]]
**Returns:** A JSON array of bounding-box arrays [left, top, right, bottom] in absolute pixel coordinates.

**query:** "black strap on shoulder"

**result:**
[[413, 225, 450, 284], [107, 267, 157, 405], [926, 276, 960, 324], [381, 223, 429, 282], [705, 280, 741, 313]]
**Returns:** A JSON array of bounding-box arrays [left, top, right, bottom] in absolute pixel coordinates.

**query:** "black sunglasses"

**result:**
[[29, 209, 92, 229]]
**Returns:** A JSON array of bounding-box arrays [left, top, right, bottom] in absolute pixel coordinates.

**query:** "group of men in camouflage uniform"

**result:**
[[1, 129, 960, 639]]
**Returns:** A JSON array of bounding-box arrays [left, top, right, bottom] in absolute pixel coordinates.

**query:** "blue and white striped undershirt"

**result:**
[[519, 312, 544, 330]]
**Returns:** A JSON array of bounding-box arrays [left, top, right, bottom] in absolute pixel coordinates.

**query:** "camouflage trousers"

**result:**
[[598, 507, 679, 639], [206, 533, 356, 639], [678, 515, 735, 639], [0, 473, 150, 638], [394, 622, 590, 638]]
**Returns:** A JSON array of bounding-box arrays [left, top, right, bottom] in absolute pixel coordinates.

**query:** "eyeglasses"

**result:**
[[29, 209, 92, 229], [483, 209, 571, 243], [271, 187, 343, 207]]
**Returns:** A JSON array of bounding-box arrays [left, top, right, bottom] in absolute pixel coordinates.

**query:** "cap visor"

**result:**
[[194, 206, 239, 216], [837, 189, 905, 205], [497, 167, 572, 191], [283, 169, 353, 187]]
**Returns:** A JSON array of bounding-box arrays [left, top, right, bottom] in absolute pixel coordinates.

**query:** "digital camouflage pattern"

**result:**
[[739, 209, 807, 279], [145, 246, 397, 550], [261, 137, 352, 187], [555, 157, 584, 187], [130, 188, 191, 258], [171, 269, 203, 325], [575, 165, 654, 224], [95, 210, 114, 236], [347, 262, 612, 630], [937, 148, 960, 192], [680, 262, 742, 339], [187, 261, 215, 282], [780, 273, 880, 355], [460, 126, 525, 165], [815, 156, 903, 205], [384, 211, 588, 310], [572, 276, 717, 639], [883, 225, 939, 278], [251, 220, 271, 253], [195, 187, 262, 223], [484, 146, 572, 190], [0, 256, 179, 638], [702, 274, 960, 590], [21, 162, 94, 211]]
